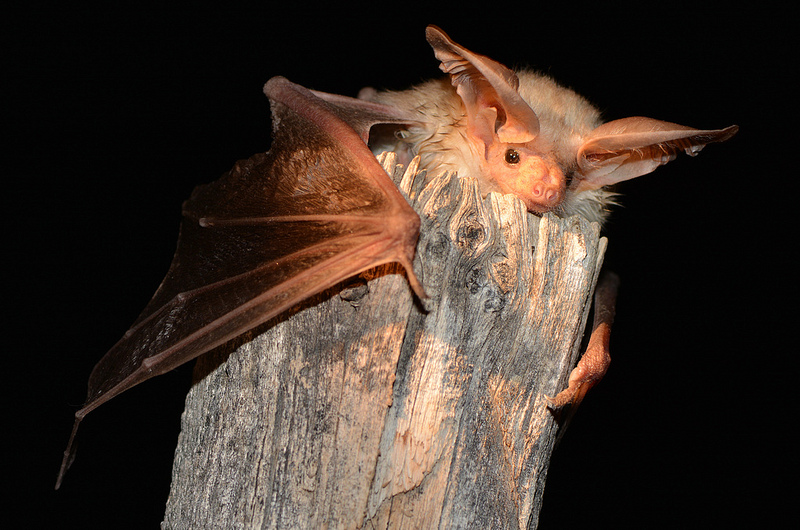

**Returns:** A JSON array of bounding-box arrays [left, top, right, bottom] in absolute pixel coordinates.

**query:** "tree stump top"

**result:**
[[163, 154, 606, 529]]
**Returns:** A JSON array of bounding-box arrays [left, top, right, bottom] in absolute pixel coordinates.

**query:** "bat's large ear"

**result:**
[[574, 117, 738, 191], [425, 25, 540, 148]]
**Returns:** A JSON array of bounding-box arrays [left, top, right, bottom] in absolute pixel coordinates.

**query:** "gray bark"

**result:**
[[162, 154, 607, 529]]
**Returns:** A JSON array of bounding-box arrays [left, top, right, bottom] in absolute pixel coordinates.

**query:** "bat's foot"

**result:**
[[547, 271, 619, 412], [546, 329, 610, 410]]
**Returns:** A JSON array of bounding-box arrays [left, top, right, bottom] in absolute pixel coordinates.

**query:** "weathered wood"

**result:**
[[162, 153, 606, 529]]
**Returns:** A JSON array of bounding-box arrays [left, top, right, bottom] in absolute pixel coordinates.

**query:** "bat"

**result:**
[[56, 25, 737, 488]]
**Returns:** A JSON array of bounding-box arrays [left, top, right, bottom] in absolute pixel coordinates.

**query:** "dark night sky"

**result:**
[[6, 2, 794, 528]]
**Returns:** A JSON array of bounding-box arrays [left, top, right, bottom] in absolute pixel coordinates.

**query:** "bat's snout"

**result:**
[[492, 155, 566, 214]]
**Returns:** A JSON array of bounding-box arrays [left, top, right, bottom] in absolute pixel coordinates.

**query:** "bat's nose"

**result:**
[[530, 180, 562, 207]]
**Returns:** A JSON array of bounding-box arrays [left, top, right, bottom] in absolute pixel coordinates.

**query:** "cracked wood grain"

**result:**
[[162, 154, 607, 529]]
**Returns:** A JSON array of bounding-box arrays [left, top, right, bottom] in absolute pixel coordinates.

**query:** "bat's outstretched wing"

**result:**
[[57, 77, 425, 488]]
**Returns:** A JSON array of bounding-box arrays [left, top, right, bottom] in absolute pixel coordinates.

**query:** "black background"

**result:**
[[6, 2, 794, 527]]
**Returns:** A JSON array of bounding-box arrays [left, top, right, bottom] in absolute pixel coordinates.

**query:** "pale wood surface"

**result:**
[[162, 154, 607, 529]]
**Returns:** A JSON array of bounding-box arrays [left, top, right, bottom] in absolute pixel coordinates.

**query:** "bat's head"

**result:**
[[426, 25, 738, 220], [426, 25, 567, 214]]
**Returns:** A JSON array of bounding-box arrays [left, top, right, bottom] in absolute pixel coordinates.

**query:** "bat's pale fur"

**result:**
[[367, 72, 617, 224]]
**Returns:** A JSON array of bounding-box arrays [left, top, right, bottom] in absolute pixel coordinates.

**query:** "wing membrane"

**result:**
[[57, 77, 424, 488]]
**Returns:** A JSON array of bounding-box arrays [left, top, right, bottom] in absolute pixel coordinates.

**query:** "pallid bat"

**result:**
[[56, 25, 737, 488]]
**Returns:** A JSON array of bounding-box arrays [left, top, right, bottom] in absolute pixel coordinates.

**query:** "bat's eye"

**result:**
[[505, 149, 520, 164]]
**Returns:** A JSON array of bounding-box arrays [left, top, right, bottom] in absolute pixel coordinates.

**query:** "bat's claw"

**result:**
[[546, 380, 591, 411]]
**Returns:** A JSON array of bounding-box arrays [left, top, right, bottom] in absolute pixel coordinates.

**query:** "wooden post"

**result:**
[[162, 154, 607, 529]]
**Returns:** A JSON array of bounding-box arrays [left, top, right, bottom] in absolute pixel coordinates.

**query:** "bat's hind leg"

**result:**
[[548, 271, 620, 410]]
